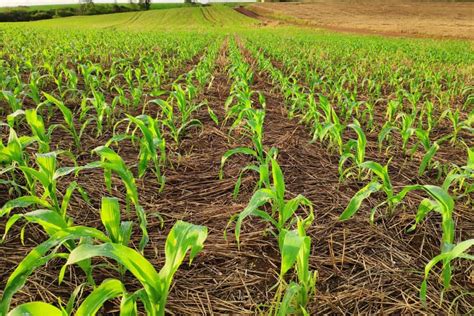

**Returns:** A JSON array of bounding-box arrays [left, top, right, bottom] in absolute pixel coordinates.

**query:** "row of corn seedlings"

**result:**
[[219, 38, 317, 315], [243, 36, 473, 305]]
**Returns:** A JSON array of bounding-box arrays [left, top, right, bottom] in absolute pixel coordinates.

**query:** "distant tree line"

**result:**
[[0, 1, 154, 23]]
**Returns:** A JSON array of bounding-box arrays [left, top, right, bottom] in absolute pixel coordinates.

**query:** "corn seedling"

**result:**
[[442, 146, 474, 199], [42, 92, 90, 150], [1, 91, 22, 113], [339, 160, 394, 222], [114, 114, 166, 191], [61, 220, 207, 316], [420, 239, 473, 303], [0, 226, 111, 315], [396, 112, 416, 155], [92, 146, 149, 251], [231, 159, 315, 314], [0, 151, 92, 219], [274, 219, 317, 315], [0, 124, 37, 191], [338, 120, 367, 180], [220, 108, 278, 198], [7, 108, 52, 153], [89, 88, 110, 137]]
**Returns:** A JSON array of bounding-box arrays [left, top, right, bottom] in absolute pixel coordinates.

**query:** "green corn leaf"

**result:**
[[93, 146, 147, 249], [65, 283, 85, 315], [7, 109, 25, 128], [340, 181, 382, 221], [7, 302, 65, 316], [120, 292, 139, 316], [277, 282, 301, 316], [378, 123, 395, 148], [43, 92, 73, 127], [407, 199, 436, 232], [18, 166, 50, 192], [100, 197, 122, 243], [466, 147, 473, 170], [219, 147, 257, 179], [60, 181, 79, 218], [0, 196, 52, 217], [120, 221, 133, 247], [54, 161, 99, 180], [420, 239, 474, 303], [0, 227, 109, 315], [281, 195, 313, 229], [2, 209, 68, 242], [157, 221, 208, 312], [234, 188, 276, 247], [279, 229, 305, 278], [419, 142, 439, 176], [359, 161, 392, 197], [93, 146, 139, 205], [76, 279, 125, 316], [232, 165, 259, 200], [348, 121, 366, 164], [442, 170, 462, 191], [65, 243, 161, 307], [207, 106, 219, 125], [271, 159, 285, 204]]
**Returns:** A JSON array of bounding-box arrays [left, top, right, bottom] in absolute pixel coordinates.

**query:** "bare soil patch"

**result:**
[[246, 1, 474, 39]]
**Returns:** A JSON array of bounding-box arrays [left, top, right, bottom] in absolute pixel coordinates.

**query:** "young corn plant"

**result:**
[[419, 101, 434, 132], [152, 86, 203, 146], [339, 160, 394, 222], [99, 196, 133, 248], [0, 226, 110, 316], [313, 96, 344, 155], [0, 124, 37, 192], [442, 146, 473, 200], [113, 114, 166, 191], [340, 165, 463, 303], [274, 219, 317, 316], [396, 112, 416, 155], [0, 221, 208, 316], [1, 90, 22, 113], [42, 92, 90, 151], [171, 83, 204, 133], [440, 108, 463, 145], [338, 120, 367, 180], [8, 108, 52, 153], [0, 151, 92, 220], [398, 185, 459, 302], [231, 159, 315, 314], [89, 88, 111, 137], [379, 107, 401, 145], [220, 108, 277, 198], [92, 146, 149, 251], [420, 239, 473, 303]]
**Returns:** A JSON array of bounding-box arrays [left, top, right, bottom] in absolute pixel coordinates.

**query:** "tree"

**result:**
[[138, 0, 151, 10], [80, 0, 94, 14]]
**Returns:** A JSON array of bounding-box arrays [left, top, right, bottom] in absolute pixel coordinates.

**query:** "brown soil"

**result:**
[[246, 1, 474, 40]]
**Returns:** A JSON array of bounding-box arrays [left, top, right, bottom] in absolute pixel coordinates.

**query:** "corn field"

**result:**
[[0, 7, 473, 315]]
